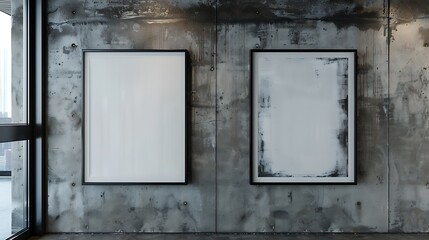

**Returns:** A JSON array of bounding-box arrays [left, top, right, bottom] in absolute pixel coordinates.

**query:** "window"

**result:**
[[0, 0, 44, 239], [0, 10, 12, 123], [0, 4, 13, 179]]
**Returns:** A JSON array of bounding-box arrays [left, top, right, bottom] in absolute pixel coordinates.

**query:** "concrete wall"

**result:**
[[47, 0, 216, 232], [389, 0, 429, 232], [45, 0, 424, 233], [216, 0, 388, 232]]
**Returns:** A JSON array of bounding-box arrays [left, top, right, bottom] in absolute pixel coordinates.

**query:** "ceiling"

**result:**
[[0, 0, 10, 15]]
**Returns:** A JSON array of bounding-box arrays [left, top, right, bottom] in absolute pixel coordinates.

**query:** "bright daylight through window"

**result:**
[[0, 2, 29, 239]]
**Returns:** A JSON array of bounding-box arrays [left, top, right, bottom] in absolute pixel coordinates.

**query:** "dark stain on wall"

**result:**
[[418, 27, 429, 47], [217, 0, 383, 31], [218, 1, 290, 23], [321, 9, 383, 31], [70, 110, 82, 131], [391, 0, 429, 27], [47, 117, 66, 136], [273, 210, 289, 219], [48, 169, 66, 184]]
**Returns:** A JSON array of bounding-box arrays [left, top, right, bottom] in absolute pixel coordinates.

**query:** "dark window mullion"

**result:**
[[5, 228, 31, 240], [0, 171, 11, 176], [28, 0, 46, 235], [0, 125, 32, 143]]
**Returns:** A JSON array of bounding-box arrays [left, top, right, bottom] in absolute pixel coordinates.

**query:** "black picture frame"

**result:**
[[82, 49, 191, 185], [249, 49, 357, 185]]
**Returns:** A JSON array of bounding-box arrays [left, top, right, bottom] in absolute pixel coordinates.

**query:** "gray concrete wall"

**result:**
[[47, 0, 216, 233], [389, 0, 429, 232], [45, 0, 423, 233], [216, 0, 388, 232]]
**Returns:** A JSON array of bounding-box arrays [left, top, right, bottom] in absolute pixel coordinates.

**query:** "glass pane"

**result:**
[[0, 141, 27, 239], [0, 0, 26, 124], [0, 142, 12, 173]]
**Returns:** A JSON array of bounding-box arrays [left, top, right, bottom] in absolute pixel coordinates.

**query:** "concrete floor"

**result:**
[[30, 234, 429, 240]]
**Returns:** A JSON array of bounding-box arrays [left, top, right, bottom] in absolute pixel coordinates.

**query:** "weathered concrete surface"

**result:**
[[47, 0, 216, 232], [45, 0, 429, 234], [216, 0, 389, 232], [388, 0, 429, 233], [218, 0, 385, 28], [29, 233, 429, 240]]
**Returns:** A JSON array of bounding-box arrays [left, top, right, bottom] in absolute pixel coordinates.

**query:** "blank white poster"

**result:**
[[84, 51, 187, 183], [252, 51, 355, 183]]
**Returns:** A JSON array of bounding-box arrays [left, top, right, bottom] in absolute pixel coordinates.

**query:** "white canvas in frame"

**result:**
[[84, 51, 187, 184], [252, 50, 356, 184]]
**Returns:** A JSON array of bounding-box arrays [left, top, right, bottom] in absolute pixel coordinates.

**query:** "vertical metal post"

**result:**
[[28, 0, 45, 235]]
